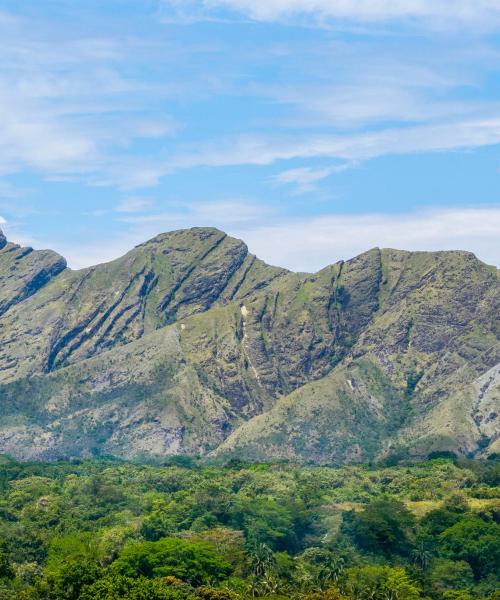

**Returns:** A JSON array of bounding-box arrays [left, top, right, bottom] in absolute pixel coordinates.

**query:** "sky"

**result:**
[[1, 0, 500, 271]]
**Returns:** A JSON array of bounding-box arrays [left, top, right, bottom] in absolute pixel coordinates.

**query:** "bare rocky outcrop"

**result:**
[[0, 241, 67, 318]]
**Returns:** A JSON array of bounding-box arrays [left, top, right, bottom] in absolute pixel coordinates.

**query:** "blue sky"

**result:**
[[1, 0, 500, 270]]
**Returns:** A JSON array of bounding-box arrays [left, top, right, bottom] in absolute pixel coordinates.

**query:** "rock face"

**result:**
[[0, 242, 66, 319], [0, 229, 285, 382], [0, 227, 498, 462]]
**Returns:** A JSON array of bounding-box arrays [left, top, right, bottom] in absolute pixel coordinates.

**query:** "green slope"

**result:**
[[0, 228, 285, 382], [0, 228, 498, 462]]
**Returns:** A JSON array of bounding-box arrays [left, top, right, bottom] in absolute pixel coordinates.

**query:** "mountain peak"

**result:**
[[0, 228, 497, 463], [133, 226, 237, 253], [0, 229, 6, 250]]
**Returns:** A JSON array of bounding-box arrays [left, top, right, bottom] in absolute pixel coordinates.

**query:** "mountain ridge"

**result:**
[[0, 227, 498, 463]]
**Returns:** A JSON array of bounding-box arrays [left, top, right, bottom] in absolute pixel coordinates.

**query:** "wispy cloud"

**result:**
[[239, 206, 500, 271], [0, 180, 31, 199], [162, 1, 500, 29], [168, 117, 500, 170], [15, 205, 500, 272], [2, 3, 500, 194], [50, 199, 272, 269], [2, 1, 500, 269], [116, 197, 156, 213], [273, 162, 356, 193], [118, 199, 271, 227], [0, 11, 181, 188]]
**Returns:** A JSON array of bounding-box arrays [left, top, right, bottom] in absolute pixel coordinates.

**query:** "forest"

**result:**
[[0, 456, 498, 600]]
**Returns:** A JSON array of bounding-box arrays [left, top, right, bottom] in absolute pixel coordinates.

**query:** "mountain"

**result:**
[[0, 227, 498, 463]]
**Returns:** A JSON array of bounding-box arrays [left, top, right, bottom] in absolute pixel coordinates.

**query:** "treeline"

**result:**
[[0, 456, 498, 599]]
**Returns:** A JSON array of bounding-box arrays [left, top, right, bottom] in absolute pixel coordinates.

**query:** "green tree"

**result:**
[[442, 592, 474, 600], [420, 508, 462, 536], [294, 548, 345, 592], [439, 517, 500, 579], [303, 588, 353, 600], [429, 559, 474, 592], [345, 565, 423, 600], [247, 542, 278, 596], [229, 496, 302, 551], [410, 540, 433, 570], [0, 548, 13, 580], [341, 499, 416, 557], [442, 494, 469, 514], [140, 500, 184, 541], [111, 537, 232, 586], [182, 528, 246, 573], [45, 559, 103, 600], [45, 533, 99, 572], [80, 574, 196, 600]]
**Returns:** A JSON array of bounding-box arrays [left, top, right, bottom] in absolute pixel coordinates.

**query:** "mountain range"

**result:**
[[0, 226, 498, 463]]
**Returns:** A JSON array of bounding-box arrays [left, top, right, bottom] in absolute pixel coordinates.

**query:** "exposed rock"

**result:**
[[0, 240, 67, 318], [0, 227, 498, 462]]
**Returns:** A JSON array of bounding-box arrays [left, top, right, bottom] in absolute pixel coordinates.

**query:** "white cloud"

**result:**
[[273, 162, 356, 193], [169, 117, 500, 170], [0, 221, 39, 250], [259, 83, 491, 130], [116, 197, 156, 213], [238, 206, 500, 271], [0, 13, 181, 187], [41, 199, 271, 269], [21, 205, 500, 272], [163, 1, 500, 28], [118, 199, 271, 227], [274, 166, 335, 193], [0, 97, 97, 173], [180, 199, 271, 223], [2, 3, 500, 194], [0, 180, 31, 199]]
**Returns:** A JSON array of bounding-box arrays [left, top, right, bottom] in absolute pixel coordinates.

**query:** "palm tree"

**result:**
[[411, 542, 432, 571], [248, 542, 277, 597]]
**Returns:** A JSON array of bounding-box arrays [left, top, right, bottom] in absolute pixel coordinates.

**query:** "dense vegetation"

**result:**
[[0, 456, 498, 600]]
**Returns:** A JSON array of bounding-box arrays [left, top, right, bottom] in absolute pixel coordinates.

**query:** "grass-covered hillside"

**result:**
[[0, 457, 498, 599], [0, 228, 498, 463]]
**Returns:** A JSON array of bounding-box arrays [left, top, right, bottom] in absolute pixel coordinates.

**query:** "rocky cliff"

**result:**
[[0, 227, 498, 463]]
